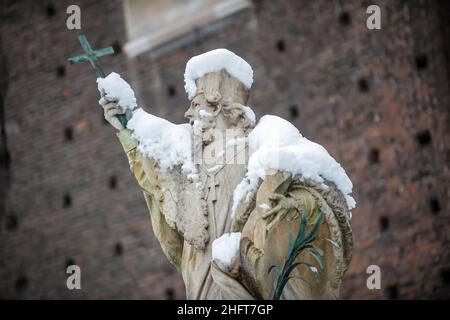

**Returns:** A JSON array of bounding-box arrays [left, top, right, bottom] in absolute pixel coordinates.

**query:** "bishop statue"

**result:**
[[98, 49, 354, 299]]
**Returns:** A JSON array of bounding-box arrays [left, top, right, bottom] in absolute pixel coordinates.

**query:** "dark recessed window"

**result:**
[[6, 215, 18, 231], [415, 129, 431, 146], [56, 65, 65, 78], [386, 284, 398, 299], [368, 148, 379, 164], [165, 288, 175, 300], [114, 242, 123, 256], [441, 268, 450, 285], [64, 127, 73, 142], [358, 78, 369, 92], [289, 105, 299, 119], [339, 12, 351, 26], [109, 176, 117, 190], [415, 54, 428, 71], [168, 85, 176, 98], [379, 216, 389, 232], [429, 197, 440, 215], [0, 149, 11, 169], [276, 40, 285, 52], [63, 194, 72, 208], [46, 3, 56, 18], [112, 41, 122, 55], [15, 275, 28, 293]]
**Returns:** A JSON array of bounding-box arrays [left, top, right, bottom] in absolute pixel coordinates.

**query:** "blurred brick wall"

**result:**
[[0, 0, 448, 299]]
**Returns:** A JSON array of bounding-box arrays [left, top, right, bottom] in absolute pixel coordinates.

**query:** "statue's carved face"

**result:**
[[184, 92, 221, 125], [184, 92, 221, 145], [184, 89, 253, 146]]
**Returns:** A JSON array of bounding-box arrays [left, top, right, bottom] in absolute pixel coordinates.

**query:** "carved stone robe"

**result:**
[[117, 125, 353, 300], [118, 128, 254, 299]]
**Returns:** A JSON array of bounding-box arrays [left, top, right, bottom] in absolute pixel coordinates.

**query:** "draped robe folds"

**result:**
[[117, 125, 353, 300], [117, 128, 254, 299]]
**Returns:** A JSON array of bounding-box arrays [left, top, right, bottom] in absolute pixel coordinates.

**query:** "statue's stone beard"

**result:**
[[191, 111, 249, 161], [192, 116, 217, 148]]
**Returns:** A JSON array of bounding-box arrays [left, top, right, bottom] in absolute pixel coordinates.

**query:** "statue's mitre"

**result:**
[[184, 49, 253, 105]]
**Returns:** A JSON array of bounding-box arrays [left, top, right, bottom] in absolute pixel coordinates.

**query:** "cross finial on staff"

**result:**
[[68, 34, 128, 127], [68, 34, 114, 78]]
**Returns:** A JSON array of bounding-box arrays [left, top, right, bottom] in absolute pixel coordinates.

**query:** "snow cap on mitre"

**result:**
[[184, 49, 253, 104]]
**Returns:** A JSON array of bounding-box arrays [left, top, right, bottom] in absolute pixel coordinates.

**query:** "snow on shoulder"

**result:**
[[184, 48, 253, 100], [97, 72, 137, 111], [232, 115, 356, 217], [212, 232, 241, 270], [127, 108, 195, 174]]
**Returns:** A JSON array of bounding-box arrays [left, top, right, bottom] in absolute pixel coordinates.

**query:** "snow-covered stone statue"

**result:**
[[99, 49, 354, 299]]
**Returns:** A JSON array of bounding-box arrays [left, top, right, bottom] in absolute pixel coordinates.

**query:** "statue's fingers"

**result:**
[[272, 209, 287, 226], [262, 204, 281, 219], [106, 108, 120, 118], [269, 193, 285, 201], [261, 211, 270, 219], [104, 102, 119, 111], [266, 209, 286, 231], [111, 117, 122, 128], [107, 103, 125, 115], [263, 210, 277, 223], [278, 208, 288, 221], [266, 218, 277, 231]]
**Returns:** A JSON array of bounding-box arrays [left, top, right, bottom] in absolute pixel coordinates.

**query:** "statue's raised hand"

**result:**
[[262, 193, 302, 231], [100, 92, 125, 131]]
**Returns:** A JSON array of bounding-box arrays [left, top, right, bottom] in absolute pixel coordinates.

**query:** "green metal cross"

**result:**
[[68, 34, 127, 127]]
